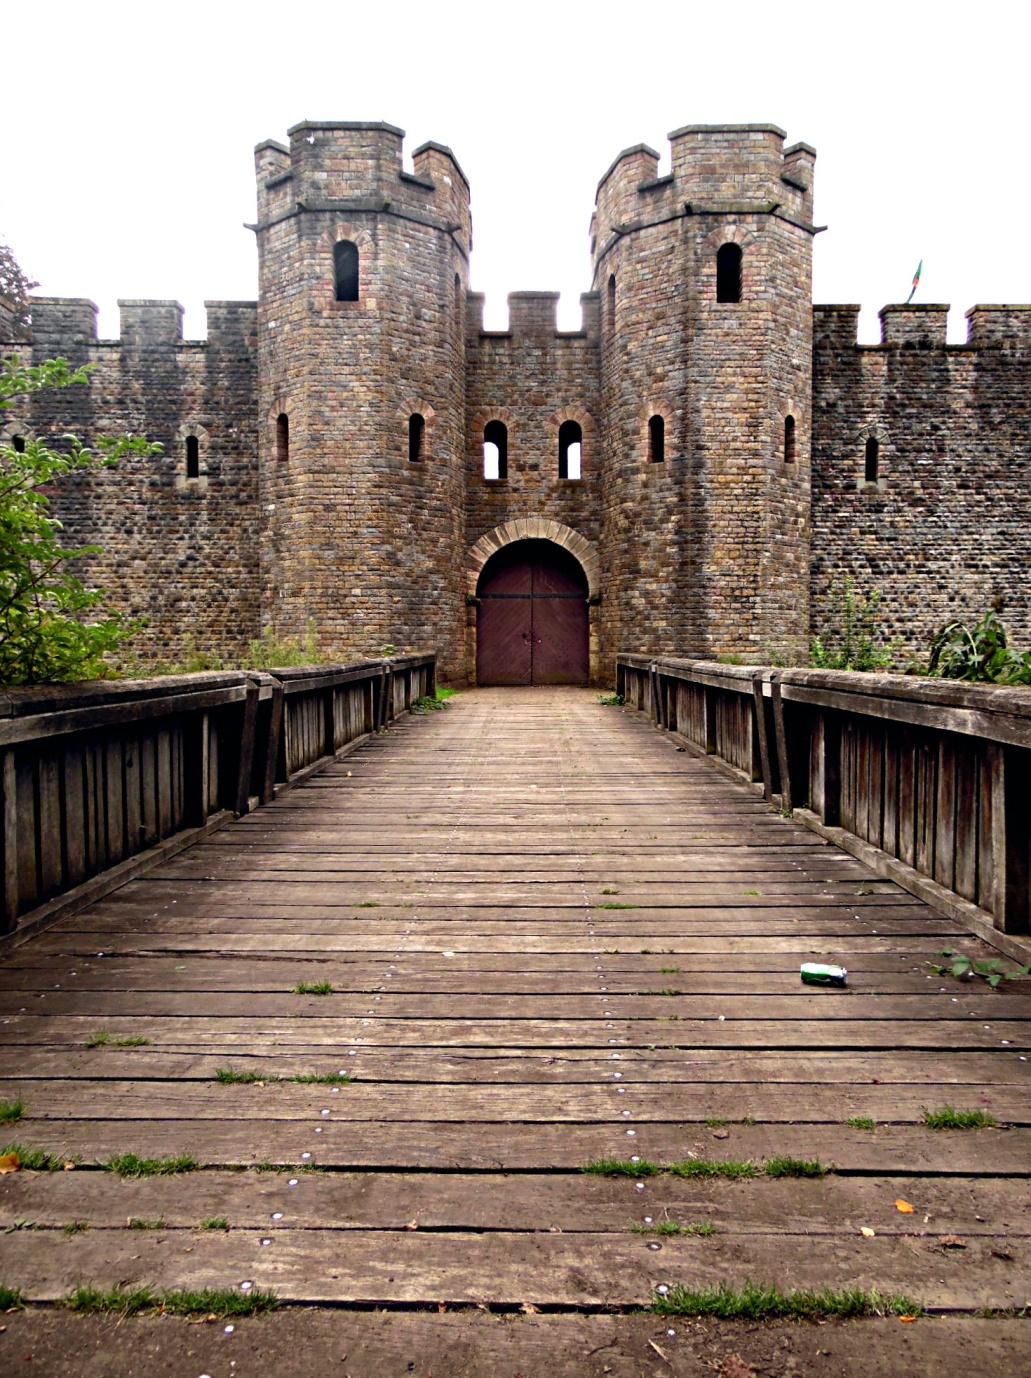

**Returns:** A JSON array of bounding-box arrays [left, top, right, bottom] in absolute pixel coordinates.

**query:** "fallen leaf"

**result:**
[[899, 1315, 919, 1324], [895, 1199, 915, 1214], [520, 1302, 539, 1315], [0, 1153, 20, 1175], [721, 1356, 756, 1378], [860, 1226, 876, 1238], [62, 1162, 75, 1172], [404, 1220, 418, 1231], [938, 1235, 967, 1249]]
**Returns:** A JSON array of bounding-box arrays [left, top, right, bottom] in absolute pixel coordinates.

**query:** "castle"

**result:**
[[3, 120, 1029, 685]]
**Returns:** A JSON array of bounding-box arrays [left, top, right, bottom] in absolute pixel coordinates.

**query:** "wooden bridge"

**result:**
[[0, 675, 1029, 1375]]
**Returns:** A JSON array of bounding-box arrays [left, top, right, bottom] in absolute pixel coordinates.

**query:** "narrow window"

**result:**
[[716, 243, 742, 303], [12, 435, 26, 454], [607, 274, 616, 328], [483, 420, 508, 481], [276, 413, 289, 462], [784, 414, 796, 465], [185, 434, 200, 478], [408, 412, 425, 462], [333, 240, 359, 302], [559, 420, 582, 481], [865, 435, 879, 484], [648, 414, 665, 462]]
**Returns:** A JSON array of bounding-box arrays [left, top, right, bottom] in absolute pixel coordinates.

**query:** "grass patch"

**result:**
[[0, 1099, 24, 1125], [652, 1281, 922, 1320], [63, 1220, 89, 1235], [199, 1217, 229, 1231], [764, 1157, 827, 1178], [660, 966, 681, 975], [162, 1287, 278, 1316], [85, 1032, 149, 1048], [254, 1161, 291, 1173], [294, 982, 333, 995], [0, 1284, 24, 1309], [0, 1142, 71, 1172], [105, 1153, 198, 1178], [704, 1117, 728, 1128], [127, 1218, 165, 1230], [848, 1116, 877, 1131], [67, 1284, 157, 1316], [357, 901, 380, 908], [215, 1068, 274, 1084], [597, 693, 625, 706], [583, 1158, 661, 1178], [290, 1072, 352, 1085], [598, 902, 637, 910], [668, 1159, 756, 1179], [659, 989, 682, 997], [634, 1220, 717, 1237], [923, 1105, 997, 1131]]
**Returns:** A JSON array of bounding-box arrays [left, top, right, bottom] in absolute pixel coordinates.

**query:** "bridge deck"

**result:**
[[1, 687, 1029, 1375]]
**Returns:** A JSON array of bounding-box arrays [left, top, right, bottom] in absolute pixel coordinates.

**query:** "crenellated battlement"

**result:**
[[254, 120, 472, 250], [466, 291, 600, 342], [592, 123, 815, 259], [814, 302, 1031, 351], [23, 297, 257, 355]]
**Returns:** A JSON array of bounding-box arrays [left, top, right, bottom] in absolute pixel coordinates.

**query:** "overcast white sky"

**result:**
[[4, 0, 1029, 343]]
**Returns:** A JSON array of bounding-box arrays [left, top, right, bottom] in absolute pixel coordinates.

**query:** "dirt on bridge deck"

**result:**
[[0, 686, 1028, 1376]]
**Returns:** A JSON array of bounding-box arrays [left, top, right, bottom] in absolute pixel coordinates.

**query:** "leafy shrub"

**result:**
[[810, 578, 894, 672], [927, 611, 1031, 686], [0, 355, 159, 684]]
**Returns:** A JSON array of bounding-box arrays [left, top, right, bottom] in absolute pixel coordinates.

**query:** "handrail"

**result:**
[[616, 653, 1031, 954], [0, 653, 436, 943]]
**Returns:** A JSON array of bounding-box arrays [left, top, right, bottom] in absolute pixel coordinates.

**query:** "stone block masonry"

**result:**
[[2, 120, 1028, 680]]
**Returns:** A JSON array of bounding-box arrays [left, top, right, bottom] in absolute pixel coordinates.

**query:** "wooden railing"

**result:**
[[617, 654, 1031, 951], [0, 654, 435, 942]]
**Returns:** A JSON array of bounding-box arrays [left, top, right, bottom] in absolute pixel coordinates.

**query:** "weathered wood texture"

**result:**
[[0, 685, 1029, 1344], [619, 655, 1031, 941], [0, 656, 434, 936]]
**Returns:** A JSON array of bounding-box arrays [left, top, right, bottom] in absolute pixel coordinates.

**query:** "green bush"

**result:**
[[927, 611, 1031, 686], [809, 578, 894, 672], [0, 355, 159, 684]]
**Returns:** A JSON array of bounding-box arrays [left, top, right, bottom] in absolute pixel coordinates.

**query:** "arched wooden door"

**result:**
[[476, 539, 589, 686]]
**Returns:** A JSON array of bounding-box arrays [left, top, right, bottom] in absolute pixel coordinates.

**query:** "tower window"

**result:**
[[276, 413, 289, 462], [333, 240, 359, 302], [185, 434, 200, 478], [607, 274, 616, 330], [864, 435, 879, 484], [12, 435, 26, 454], [483, 420, 508, 481], [648, 415, 665, 463], [559, 420, 582, 481], [716, 243, 742, 303], [784, 414, 796, 465], [408, 413, 425, 462]]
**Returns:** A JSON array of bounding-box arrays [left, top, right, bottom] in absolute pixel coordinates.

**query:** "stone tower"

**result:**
[[253, 121, 471, 679], [592, 124, 816, 662]]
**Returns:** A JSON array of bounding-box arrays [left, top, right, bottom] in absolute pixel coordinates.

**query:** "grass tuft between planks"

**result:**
[[583, 1158, 661, 1177], [0, 1099, 25, 1125], [294, 982, 333, 995], [923, 1105, 997, 1130], [652, 1281, 923, 1320], [0, 1142, 73, 1172], [105, 1153, 198, 1178], [0, 1284, 24, 1309], [66, 1285, 278, 1317], [633, 1221, 717, 1237]]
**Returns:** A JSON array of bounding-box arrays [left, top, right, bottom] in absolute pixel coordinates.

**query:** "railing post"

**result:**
[[263, 677, 285, 800], [815, 710, 842, 827], [426, 656, 437, 701], [770, 674, 793, 813], [703, 687, 717, 754], [989, 743, 1029, 933], [234, 677, 261, 818], [323, 683, 336, 759], [615, 659, 626, 700], [1, 749, 18, 934], [751, 674, 773, 801]]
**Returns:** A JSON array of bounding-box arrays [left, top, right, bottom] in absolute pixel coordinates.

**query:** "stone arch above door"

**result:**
[[469, 519, 600, 599]]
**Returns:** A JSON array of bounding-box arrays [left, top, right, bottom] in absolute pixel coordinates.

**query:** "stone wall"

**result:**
[[811, 303, 1031, 657], [2, 297, 260, 664]]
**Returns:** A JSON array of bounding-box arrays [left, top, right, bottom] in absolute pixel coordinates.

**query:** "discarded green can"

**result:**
[[801, 962, 848, 987]]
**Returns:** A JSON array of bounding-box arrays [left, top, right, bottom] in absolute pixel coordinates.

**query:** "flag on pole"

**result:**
[[906, 260, 923, 304]]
